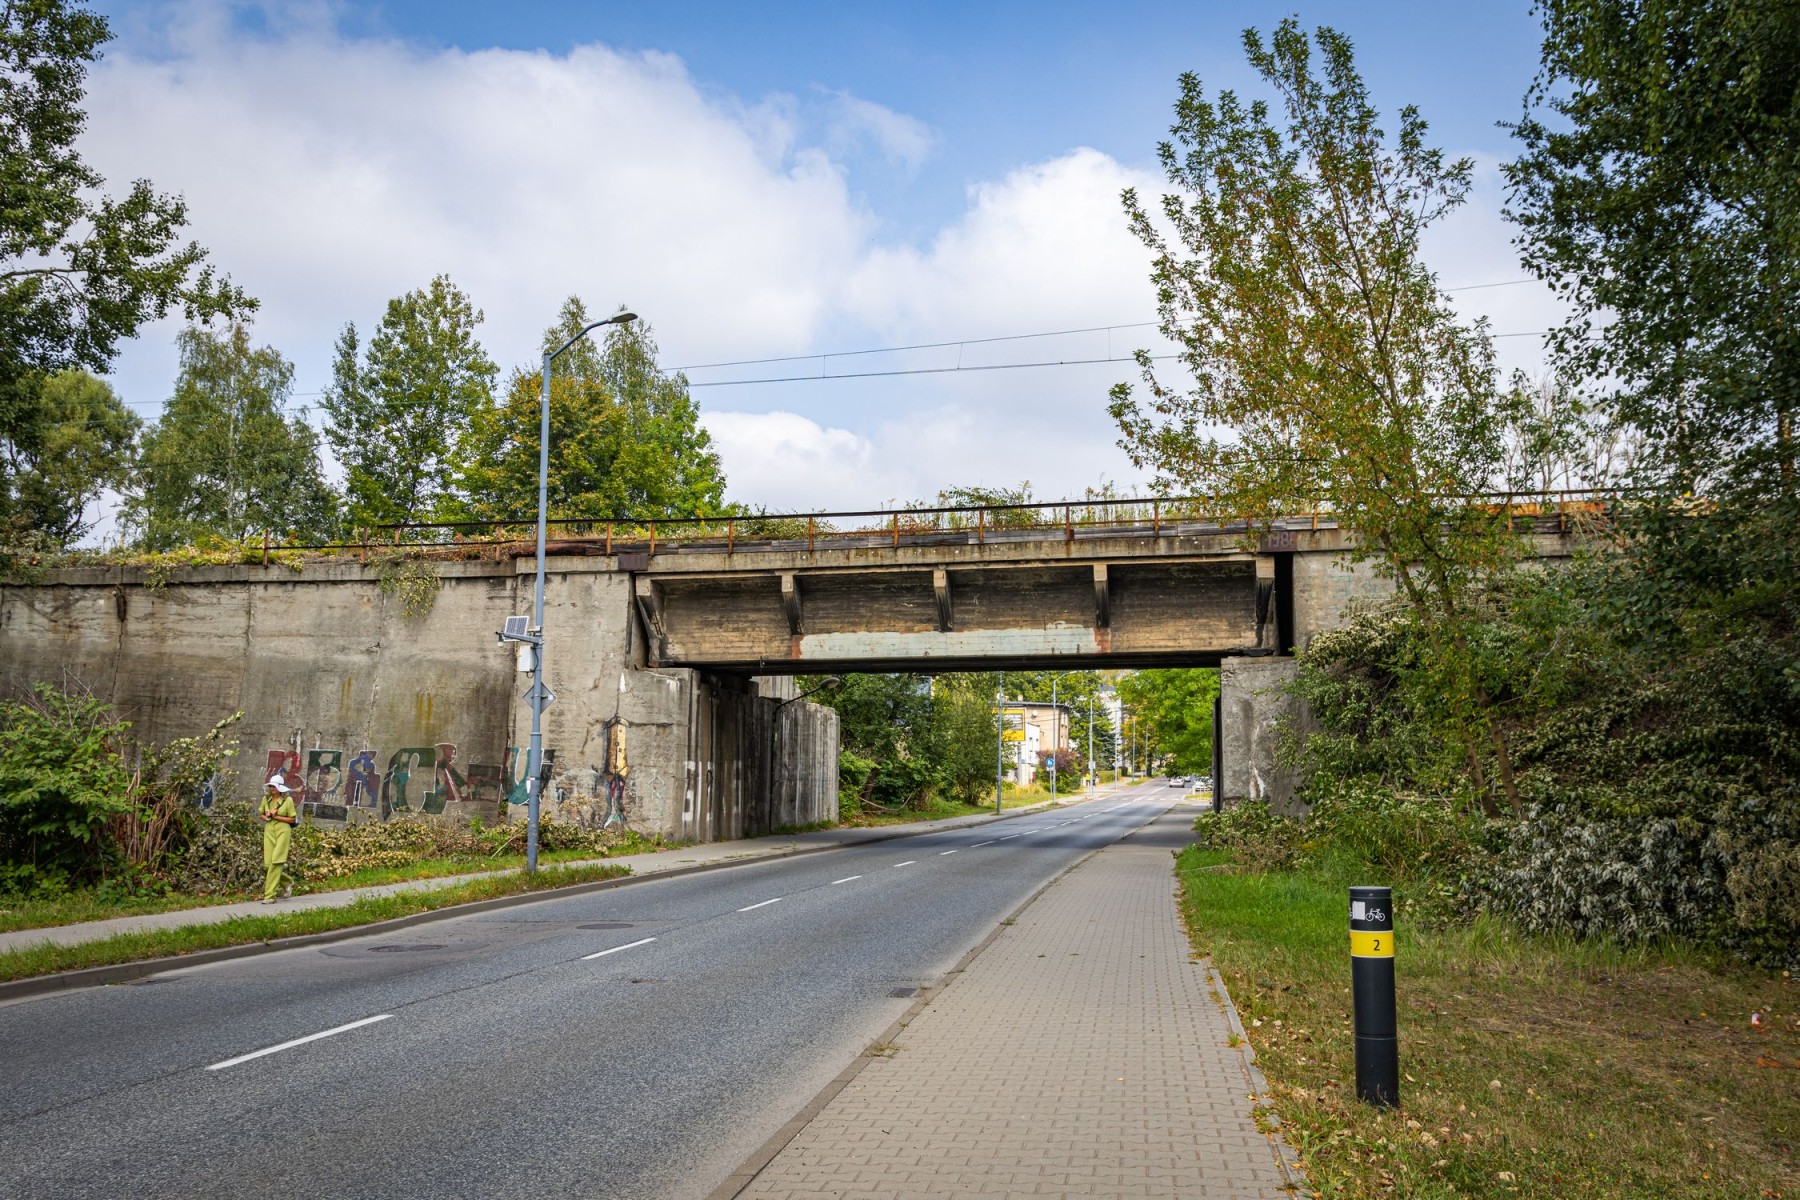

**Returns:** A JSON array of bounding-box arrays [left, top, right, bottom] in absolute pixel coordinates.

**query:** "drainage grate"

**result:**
[[369, 944, 447, 953], [888, 987, 918, 998], [578, 922, 638, 930]]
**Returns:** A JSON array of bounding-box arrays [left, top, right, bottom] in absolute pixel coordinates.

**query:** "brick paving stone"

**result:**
[[737, 802, 1298, 1200]]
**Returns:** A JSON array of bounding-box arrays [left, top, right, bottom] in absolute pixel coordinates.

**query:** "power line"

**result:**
[[670, 321, 1161, 373], [684, 353, 1180, 388], [1443, 278, 1536, 292]]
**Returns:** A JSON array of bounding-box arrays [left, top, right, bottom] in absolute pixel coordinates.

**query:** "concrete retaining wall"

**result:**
[[0, 558, 837, 841]]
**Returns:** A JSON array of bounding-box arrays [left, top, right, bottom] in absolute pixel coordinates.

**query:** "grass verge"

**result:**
[[0, 862, 630, 983], [1175, 846, 1800, 1199], [0, 846, 664, 935]]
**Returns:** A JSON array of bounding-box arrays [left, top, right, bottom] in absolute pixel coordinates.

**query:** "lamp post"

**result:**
[[522, 310, 637, 874]]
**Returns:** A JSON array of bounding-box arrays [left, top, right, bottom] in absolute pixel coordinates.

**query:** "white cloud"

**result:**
[[700, 411, 908, 510], [822, 90, 936, 174], [77, 6, 1564, 532]]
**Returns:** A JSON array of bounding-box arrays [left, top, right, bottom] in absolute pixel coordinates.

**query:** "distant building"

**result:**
[[999, 700, 1070, 786]]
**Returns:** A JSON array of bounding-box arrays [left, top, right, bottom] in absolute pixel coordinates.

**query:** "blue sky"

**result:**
[[331, 2, 1545, 233], [85, 1, 1560, 522]]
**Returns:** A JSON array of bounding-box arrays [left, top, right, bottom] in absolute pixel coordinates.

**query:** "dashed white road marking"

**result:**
[[207, 1015, 392, 1071], [583, 936, 658, 961], [737, 898, 782, 912], [971, 841, 994, 848], [893, 860, 917, 868], [998, 834, 1020, 840], [830, 875, 861, 885]]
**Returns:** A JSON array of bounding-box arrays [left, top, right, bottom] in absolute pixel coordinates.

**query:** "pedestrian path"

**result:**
[[722, 800, 1299, 1200], [0, 790, 1119, 956]]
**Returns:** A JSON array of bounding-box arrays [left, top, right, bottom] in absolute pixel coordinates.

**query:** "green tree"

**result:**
[[322, 274, 497, 528], [126, 324, 335, 549], [815, 673, 1000, 809], [1116, 669, 1219, 775], [0, 368, 137, 544], [1111, 21, 1529, 813], [451, 298, 727, 522], [0, 0, 249, 545], [1505, 0, 1800, 502]]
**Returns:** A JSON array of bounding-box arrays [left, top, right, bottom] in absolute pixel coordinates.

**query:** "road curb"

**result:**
[[0, 793, 1105, 1004]]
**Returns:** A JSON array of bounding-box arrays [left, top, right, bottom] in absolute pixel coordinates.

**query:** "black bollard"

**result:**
[[1349, 885, 1399, 1107]]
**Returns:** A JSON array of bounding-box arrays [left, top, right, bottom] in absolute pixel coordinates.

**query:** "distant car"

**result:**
[[1167, 775, 1187, 787]]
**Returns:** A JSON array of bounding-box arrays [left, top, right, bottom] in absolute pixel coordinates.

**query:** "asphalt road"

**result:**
[[0, 781, 1185, 1199]]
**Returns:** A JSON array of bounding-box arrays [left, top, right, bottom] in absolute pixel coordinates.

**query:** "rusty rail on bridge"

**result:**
[[244, 488, 1623, 563]]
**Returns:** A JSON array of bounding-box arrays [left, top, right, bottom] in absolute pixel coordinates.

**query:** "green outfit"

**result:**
[[260, 794, 296, 900]]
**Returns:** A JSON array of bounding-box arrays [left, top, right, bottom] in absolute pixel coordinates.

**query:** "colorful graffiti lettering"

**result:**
[[346, 750, 380, 808], [304, 749, 347, 821], [263, 750, 306, 808], [421, 742, 466, 816], [382, 747, 435, 815], [465, 762, 505, 807], [257, 744, 552, 826]]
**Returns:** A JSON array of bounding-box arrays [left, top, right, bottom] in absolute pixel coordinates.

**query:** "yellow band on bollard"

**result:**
[[1349, 930, 1395, 958]]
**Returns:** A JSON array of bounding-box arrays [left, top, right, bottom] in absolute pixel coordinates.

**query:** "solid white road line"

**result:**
[[830, 875, 862, 884], [737, 898, 782, 912], [893, 860, 917, 868], [939, 849, 958, 855], [582, 936, 658, 961], [207, 1014, 393, 1071]]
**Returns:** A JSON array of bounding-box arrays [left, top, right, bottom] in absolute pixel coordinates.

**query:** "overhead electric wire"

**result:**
[[683, 352, 1182, 388], [669, 320, 1162, 373], [107, 276, 1556, 410]]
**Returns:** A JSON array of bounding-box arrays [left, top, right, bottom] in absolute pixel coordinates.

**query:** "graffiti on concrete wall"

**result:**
[[346, 751, 380, 810], [261, 743, 505, 824], [262, 729, 632, 831], [305, 749, 346, 821]]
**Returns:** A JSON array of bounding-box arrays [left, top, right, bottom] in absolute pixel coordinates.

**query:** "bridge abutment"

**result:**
[[0, 559, 837, 842]]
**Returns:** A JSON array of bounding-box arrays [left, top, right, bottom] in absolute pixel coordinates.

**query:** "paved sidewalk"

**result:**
[[0, 791, 1113, 955], [727, 800, 1297, 1200]]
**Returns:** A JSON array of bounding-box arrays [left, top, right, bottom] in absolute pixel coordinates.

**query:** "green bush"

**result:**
[[1290, 541, 1800, 967], [0, 683, 134, 890], [1303, 777, 1485, 882], [1191, 800, 1304, 872]]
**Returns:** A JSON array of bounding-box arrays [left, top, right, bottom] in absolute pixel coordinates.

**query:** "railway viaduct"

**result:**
[[0, 500, 1583, 841]]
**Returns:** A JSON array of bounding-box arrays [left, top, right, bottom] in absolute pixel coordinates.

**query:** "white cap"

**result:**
[[266, 775, 291, 793]]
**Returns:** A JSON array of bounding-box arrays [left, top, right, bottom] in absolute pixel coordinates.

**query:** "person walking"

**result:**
[[259, 775, 297, 903]]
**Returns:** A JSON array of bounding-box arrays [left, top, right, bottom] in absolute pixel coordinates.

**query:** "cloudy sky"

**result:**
[[84, 0, 1564, 522]]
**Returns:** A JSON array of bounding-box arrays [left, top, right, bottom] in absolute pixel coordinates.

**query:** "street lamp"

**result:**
[[508, 309, 637, 874]]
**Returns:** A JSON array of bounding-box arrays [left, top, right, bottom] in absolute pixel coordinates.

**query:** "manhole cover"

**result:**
[[369, 944, 447, 953], [578, 922, 637, 930], [888, 987, 918, 998]]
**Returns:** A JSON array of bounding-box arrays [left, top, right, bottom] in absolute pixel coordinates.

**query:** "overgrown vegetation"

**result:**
[[0, 682, 239, 900], [1177, 846, 1799, 1199], [0, 682, 656, 934], [1116, 8, 1799, 973]]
